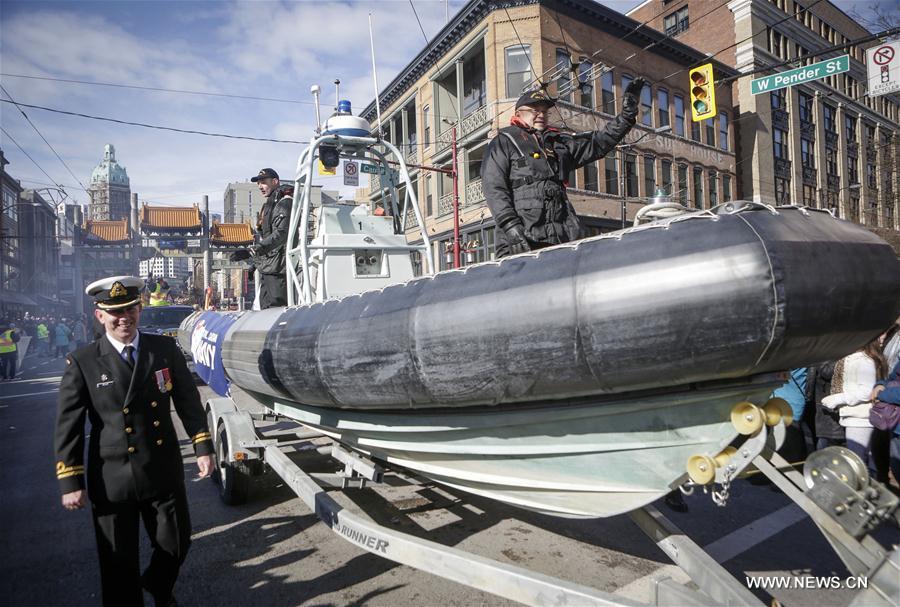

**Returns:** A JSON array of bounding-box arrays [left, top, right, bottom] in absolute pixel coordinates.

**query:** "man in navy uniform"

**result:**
[[54, 275, 214, 606], [481, 79, 645, 258]]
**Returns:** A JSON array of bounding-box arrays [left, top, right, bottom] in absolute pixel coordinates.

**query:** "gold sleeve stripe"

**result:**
[[192, 432, 212, 443], [57, 468, 85, 479], [56, 464, 84, 475]]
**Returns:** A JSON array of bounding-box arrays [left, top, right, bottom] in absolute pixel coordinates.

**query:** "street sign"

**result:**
[[343, 161, 359, 186], [361, 163, 386, 175], [751, 55, 850, 95], [866, 42, 900, 97]]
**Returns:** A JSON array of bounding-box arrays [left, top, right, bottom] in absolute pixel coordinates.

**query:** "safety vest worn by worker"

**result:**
[[149, 283, 170, 307], [0, 330, 16, 354], [36, 324, 49, 340]]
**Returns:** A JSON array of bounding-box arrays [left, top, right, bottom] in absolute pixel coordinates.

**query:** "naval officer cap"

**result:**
[[515, 89, 556, 110], [85, 276, 143, 310], [250, 167, 279, 182]]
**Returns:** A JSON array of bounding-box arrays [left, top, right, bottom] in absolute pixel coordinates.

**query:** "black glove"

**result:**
[[505, 224, 531, 255], [622, 77, 647, 118], [229, 249, 252, 262]]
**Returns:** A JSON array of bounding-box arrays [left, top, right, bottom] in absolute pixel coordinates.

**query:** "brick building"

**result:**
[[628, 0, 899, 230], [362, 0, 739, 269]]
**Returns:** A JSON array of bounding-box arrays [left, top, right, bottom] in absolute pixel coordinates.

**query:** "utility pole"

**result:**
[[202, 195, 210, 298], [130, 193, 139, 275], [451, 125, 461, 268]]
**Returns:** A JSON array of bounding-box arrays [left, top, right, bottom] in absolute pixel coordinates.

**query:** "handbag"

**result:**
[[869, 400, 900, 431]]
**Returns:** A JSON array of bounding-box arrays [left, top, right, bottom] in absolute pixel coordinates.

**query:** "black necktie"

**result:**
[[123, 345, 135, 369]]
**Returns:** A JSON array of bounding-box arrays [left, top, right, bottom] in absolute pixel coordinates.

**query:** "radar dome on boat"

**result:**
[[322, 99, 370, 137]]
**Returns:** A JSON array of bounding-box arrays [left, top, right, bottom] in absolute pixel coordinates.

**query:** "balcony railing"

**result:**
[[436, 104, 491, 153], [772, 109, 789, 129], [438, 192, 454, 216], [847, 141, 859, 157], [826, 174, 840, 189], [774, 158, 792, 179], [825, 131, 839, 148], [370, 172, 381, 192], [799, 120, 816, 138], [802, 166, 817, 185], [404, 208, 419, 229], [405, 148, 418, 167], [866, 145, 877, 161], [464, 179, 485, 207]]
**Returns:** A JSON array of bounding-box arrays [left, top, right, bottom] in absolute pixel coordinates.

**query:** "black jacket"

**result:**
[[54, 332, 213, 503], [481, 112, 635, 255], [254, 190, 293, 275], [809, 362, 843, 440]]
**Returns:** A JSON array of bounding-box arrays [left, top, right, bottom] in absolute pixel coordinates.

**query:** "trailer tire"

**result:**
[[216, 423, 249, 505], [208, 409, 221, 486]]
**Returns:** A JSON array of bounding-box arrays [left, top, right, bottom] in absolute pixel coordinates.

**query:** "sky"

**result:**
[[0, 0, 892, 216]]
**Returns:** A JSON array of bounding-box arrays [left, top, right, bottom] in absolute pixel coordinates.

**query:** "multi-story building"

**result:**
[[139, 256, 192, 283], [361, 0, 739, 270], [223, 181, 267, 224], [19, 190, 60, 311], [56, 203, 82, 314], [0, 150, 24, 313], [79, 219, 135, 311], [88, 144, 132, 221], [628, 0, 899, 230]]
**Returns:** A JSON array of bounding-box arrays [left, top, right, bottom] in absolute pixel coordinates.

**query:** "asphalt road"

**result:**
[[1, 353, 897, 607]]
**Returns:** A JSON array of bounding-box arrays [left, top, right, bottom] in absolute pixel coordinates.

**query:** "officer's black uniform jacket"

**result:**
[[54, 332, 213, 503], [254, 188, 293, 275], [481, 112, 636, 254]]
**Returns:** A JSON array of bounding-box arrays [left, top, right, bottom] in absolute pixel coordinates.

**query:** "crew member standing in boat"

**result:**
[[230, 168, 293, 308], [481, 79, 645, 258]]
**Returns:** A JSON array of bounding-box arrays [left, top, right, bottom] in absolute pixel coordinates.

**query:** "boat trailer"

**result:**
[[205, 395, 900, 607]]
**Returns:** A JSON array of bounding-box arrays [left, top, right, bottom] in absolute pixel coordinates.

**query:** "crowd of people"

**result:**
[[0, 313, 90, 380], [774, 320, 900, 488]]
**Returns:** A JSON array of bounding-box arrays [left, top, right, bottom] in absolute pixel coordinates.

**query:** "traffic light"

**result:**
[[689, 63, 716, 122]]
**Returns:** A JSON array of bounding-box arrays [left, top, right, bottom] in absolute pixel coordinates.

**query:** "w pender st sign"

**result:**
[[751, 55, 850, 95]]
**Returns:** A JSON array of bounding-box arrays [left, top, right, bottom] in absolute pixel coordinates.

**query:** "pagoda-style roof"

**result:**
[[82, 219, 129, 244], [140, 204, 202, 232], [210, 221, 254, 246]]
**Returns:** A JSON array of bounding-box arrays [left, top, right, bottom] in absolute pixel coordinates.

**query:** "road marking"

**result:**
[[0, 389, 57, 400], [704, 503, 805, 563]]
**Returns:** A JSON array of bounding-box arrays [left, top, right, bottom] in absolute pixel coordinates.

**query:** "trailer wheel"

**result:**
[[216, 423, 249, 505], [208, 410, 221, 485]]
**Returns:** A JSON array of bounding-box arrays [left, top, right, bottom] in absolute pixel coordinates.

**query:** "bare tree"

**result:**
[[846, 1, 899, 34]]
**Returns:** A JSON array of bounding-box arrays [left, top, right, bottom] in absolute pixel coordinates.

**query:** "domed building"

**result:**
[[87, 144, 131, 221]]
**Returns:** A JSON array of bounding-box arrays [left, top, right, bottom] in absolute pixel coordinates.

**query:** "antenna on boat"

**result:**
[[310, 85, 322, 135], [333, 79, 341, 112], [368, 12, 384, 139]]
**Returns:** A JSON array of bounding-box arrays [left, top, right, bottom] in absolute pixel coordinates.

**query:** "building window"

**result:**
[[775, 177, 790, 204], [799, 91, 814, 122], [556, 48, 572, 103], [692, 167, 704, 209], [801, 138, 814, 167], [625, 154, 638, 197], [425, 174, 433, 216], [678, 164, 688, 205], [583, 161, 599, 192], [663, 6, 689, 36], [705, 118, 715, 147], [773, 128, 788, 159], [462, 50, 486, 114], [691, 119, 701, 142], [718, 112, 728, 150], [578, 59, 594, 108], [644, 156, 656, 196], [826, 147, 838, 177], [657, 89, 670, 128], [848, 156, 859, 184], [641, 84, 652, 126], [601, 71, 615, 114], [709, 171, 718, 206], [723, 174, 732, 202], [605, 155, 619, 195], [823, 104, 836, 133], [802, 184, 816, 206], [674, 94, 685, 136], [771, 88, 786, 110], [661, 159, 673, 194], [505, 45, 531, 98], [867, 162, 876, 188], [423, 105, 431, 147]]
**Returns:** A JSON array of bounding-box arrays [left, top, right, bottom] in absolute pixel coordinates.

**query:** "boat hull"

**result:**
[[247, 374, 784, 518]]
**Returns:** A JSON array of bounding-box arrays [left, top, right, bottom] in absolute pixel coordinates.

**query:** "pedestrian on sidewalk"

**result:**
[[36, 318, 50, 357], [53, 319, 71, 358], [54, 275, 215, 607], [0, 319, 20, 380]]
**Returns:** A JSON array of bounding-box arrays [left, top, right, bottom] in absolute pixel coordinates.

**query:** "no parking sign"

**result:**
[[866, 42, 899, 97], [343, 161, 359, 186]]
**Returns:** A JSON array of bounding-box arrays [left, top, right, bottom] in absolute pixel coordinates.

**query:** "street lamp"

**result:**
[[618, 125, 673, 228]]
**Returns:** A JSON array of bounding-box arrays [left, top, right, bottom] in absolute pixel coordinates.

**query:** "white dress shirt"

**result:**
[[106, 331, 141, 365]]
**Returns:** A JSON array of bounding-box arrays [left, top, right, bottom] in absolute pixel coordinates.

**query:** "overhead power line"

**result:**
[[0, 125, 65, 189]]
